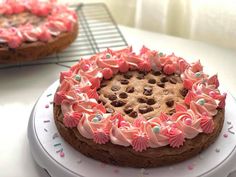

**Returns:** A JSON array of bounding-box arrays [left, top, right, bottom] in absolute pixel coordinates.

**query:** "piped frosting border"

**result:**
[[0, 0, 77, 48], [54, 46, 226, 152]]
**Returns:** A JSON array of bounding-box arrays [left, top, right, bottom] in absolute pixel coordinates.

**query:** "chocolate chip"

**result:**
[[124, 106, 133, 114], [100, 82, 107, 88], [130, 111, 138, 118], [147, 98, 156, 105], [148, 79, 156, 84], [126, 86, 134, 93], [143, 90, 152, 96], [98, 99, 106, 105], [147, 107, 154, 112], [137, 73, 145, 79], [169, 77, 177, 84], [111, 100, 126, 107], [108, 94, 117, 101], [106, 107, 114, 113], [163, 89, 169, 95], [152, 70, 161, 76], [124, 72, 133, 79], [143, 86, 153, 96], [111, 85, 121, 91], [167, 109, 176, 115], [137, 97, 147, 103], [144, 86, 152, 92], [156, 82, 165, 88], [104, 93, 109, 98], [160, 77, 169, 83], [120, 79, 129, 85], [119, 92, 128, 99], [139, 106, 154, 114], [166, 99, 174, 107], [179, 88, 188, 97]]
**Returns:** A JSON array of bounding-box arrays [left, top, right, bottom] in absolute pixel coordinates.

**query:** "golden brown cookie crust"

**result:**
[[0, 23, 78, 64], [54, 104, 224, 168]]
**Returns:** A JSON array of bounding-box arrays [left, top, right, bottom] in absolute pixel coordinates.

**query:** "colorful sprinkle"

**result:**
[[43, 120, 50, 123], [187, 164, 194, 170], [54, 143, 61, 147], [227, 121, 232, 125], [197, 98, 205, 105], [185, 118, 192, 125], [159, 52, 164, 57], [45, 104, 49, 108], [52, 133, 59, 139], [75, 74, 81, 81], [44, 128, 48, 132], [47, 93, 52, 97], [96, 114, 103, 121], [56, 148, 63, 153], [195, 72, 202, 78], [92, 117, 99, 122], [223, 133, 228, 138], [50, 101, 53, 105], [82, 64, 89, 71], [113, 168, 119, 174], [60, 151, 65, 157], [106, 53, 111, 59], [152, 125, 160, 133], [215, 148, 220, 153], [228, 126, 235, 135]]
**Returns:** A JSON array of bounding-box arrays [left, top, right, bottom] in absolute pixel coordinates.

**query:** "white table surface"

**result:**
[[0, 25, 236, 177]]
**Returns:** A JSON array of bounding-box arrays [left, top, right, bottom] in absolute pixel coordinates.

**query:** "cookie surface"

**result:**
[[98, 71, 185, 122]]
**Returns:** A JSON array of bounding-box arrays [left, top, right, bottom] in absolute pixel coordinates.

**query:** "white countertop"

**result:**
[[0, 25, 236, 177]]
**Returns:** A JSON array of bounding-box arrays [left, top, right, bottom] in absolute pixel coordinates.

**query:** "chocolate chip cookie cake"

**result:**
[[0, 0, 78, 64], [54, 46, 226, 167]]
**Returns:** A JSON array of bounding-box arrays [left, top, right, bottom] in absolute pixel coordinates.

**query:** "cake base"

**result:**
[[0, 23, 78, 64], [54, 104, 224, 168]]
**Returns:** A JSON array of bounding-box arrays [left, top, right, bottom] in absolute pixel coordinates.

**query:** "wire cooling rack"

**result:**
[[0, 3, 128, 69]]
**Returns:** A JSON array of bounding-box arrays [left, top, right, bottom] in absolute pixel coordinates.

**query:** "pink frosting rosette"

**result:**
[[190, 95, 218, 116], [139, 46, 161, 71], [172, 107, 202, 139], [159, 53, 189, 75], [78, 113, 112, 144], [166, 127, 185, 148], [30, 1, 52, 16], [199, 115, 214, 134], [96, 50, 120, 73], [54, 78, 78, 104], [0, 27, 22, 48], [18, 24, 41, 42], [63, 111, 83, 128], [181, 61, 208, 89], [110, 123, 138, 147], [144, 118, 169, 148]]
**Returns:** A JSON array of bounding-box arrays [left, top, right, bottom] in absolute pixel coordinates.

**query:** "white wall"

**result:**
[[59, 0, 137, 27]]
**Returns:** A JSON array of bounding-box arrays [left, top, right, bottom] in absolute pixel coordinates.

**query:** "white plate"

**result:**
[[28, 80, 236, 177]]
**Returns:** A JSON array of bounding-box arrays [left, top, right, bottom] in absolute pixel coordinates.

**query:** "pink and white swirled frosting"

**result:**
[[0, 0, 77, 48], [54, 46, 227, 152]]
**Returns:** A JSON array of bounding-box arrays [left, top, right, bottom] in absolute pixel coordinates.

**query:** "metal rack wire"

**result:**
[[0, 3, 128, 69]]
